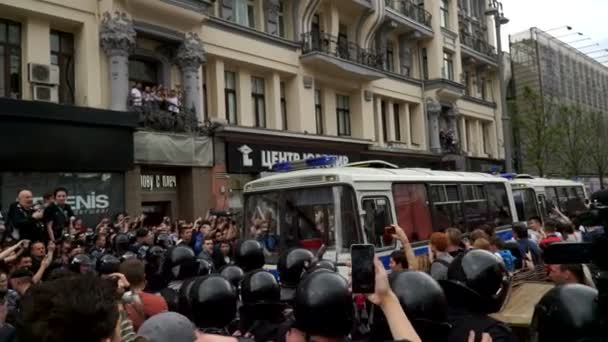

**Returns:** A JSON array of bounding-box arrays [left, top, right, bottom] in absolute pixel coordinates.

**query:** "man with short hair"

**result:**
[[119, 259, 168, 331], [177, 225, 193, 246], [198, 237, 215, 267], [526, 216, 544, 243], [6, 268, 34, 326], [429, 232, 454, 281], [389, 251, 408, 272], [29, 242, 46, 274], [445, 228, 464, 258], [548, 264, 586, 286], [130, 228, 153, 258], [540, 219, 563, 249], [512, 223, 542, 265], [14, 255, 32, 271], [43, 187, 75, 242], [17, 274, 121, 342], [7, 190, 44, 242]]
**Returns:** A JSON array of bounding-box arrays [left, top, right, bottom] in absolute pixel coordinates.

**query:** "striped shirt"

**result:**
[[119, 308, 136, 342]]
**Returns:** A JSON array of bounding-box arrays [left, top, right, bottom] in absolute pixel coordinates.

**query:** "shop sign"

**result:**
[[226, 142, 360, 173], [140, 174, 178, 191], [1, 172, 124, 227]]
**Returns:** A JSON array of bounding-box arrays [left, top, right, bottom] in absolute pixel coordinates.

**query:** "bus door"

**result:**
[[537, 194, 548, 221], [360, 193, 396, 265]]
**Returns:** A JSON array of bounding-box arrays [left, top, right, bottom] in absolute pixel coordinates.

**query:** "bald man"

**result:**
[[6, 190, 44, 242]]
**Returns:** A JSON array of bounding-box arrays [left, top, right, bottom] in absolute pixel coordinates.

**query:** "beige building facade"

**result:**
[[0, 0, 505, 220]]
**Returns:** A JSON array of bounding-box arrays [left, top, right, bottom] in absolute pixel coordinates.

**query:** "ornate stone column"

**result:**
[[100, 12, 136, 111], [447, 105, 460, 144], [427, 99, 442, 153], [175, 32, 205, 121]]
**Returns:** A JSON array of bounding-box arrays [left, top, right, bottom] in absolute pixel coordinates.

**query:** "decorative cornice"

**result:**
[[100, 11, 136, 57], [175, 32, 205, 71]]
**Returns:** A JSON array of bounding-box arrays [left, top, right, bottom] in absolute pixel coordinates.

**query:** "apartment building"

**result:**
[[0, 0, 505, 221]]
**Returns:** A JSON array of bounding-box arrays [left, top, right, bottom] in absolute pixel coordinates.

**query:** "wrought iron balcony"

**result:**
[[301, 32, 384, 70], [460, 33, 498, 59], [384, 0, 432, 27], [130, 102, 202, 134]]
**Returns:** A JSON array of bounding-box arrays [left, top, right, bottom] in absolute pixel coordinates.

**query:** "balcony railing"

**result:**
[[460, 33, 498, 59], [384, 0, 432, 27], [440, 129, 460, 154], [301, 32, 384, 70], [130, 103, 202, 134]]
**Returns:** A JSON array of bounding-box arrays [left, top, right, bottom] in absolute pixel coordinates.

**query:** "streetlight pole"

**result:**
[[486, 0, 512, 172]]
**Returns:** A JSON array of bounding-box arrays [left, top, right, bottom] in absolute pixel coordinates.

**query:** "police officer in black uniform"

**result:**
[[188, 274, 237, 334], [162, 245, 199, 292], [239, 269, 285, 341], [220, 265, 245, 292], [441, 249, 516, 342], [69, 254, 94, 275], [530, 283, 601, 342], [278, 248, 314, 304], [144, 245, 167, 293], [96, 254, 120, 276], [235, 240, 265, 272]]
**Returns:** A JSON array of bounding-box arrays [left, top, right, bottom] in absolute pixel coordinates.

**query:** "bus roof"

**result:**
[[244, 166, 508, 193], [510, 177, 584, 187]]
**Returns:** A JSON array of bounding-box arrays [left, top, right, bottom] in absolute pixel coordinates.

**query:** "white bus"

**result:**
[[242, 159, 518, 270], [509, 175, 588, 222]]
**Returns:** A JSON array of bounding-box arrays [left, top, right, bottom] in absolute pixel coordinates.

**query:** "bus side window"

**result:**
[[362, 197, 393, 248], [392, 183, 433, 242]]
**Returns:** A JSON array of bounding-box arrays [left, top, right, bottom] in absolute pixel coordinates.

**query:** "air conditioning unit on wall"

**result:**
[[28, 63, 59, 85], [32, 85, 59, 103]]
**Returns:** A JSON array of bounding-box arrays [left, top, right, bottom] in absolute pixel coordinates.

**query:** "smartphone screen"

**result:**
[[351, 244, 375, 293]]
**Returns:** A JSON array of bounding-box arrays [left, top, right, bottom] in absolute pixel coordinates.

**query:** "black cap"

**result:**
[[278, 248, 314, 288], [294, 271, 353, 338], [10, 268, 33, 279], [441, 249, 510, 314], [189, 275, 237, 329], [235, 240, 265, 272], [531, 284, 600, 342]]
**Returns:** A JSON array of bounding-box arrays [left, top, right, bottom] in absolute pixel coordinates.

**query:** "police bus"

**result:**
[[508, 174, 588, 222], [241, 157, 519, 270]]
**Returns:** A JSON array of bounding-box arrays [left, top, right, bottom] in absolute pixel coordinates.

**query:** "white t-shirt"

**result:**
[[131, 88, 142, 106], [166, 96, 179, 113]]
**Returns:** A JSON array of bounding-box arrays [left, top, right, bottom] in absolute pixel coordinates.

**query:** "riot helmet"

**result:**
[[146, 245, 166, 264], [145, 246, 167, 292], [155, 233, 174, 249], [196, 257, 213, 277], [114, 233, 130, 254], [162, 246, 198, 281], [278, 248, 314, 288], [96, 254, 121, 275], [189, 274, 237, 330], [530, 284, 600, 342], [177, 277, 199, 319], [441, 249, 510, 314], [241, 269, 280, 306], [293, 271, 353, 338], [220, 265, 245, 290], [235, 239, 265, 272], [69, 254, 94, 274], [119, 251, 138, 263], [306, 259, 338, 274]]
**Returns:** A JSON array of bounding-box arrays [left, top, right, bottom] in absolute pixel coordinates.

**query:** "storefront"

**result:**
[[0, 98, 137, 226]]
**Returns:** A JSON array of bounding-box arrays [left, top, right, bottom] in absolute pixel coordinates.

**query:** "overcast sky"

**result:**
[[501, 0, 608, 59]]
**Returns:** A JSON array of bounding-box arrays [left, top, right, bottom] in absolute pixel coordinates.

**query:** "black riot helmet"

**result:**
[[155, 233, 174, 249], [530, 284, 600, 342], [278, 248, 314, 288], [196, 257, 213, 277], [390, 271, 451, 341], [114, 233, 130, 254], [178, 277, 199, 319], [235, 240, 265, 272], [220, 265, 245, 290], [440, 249, 510, 314], [119, 251, 138, 263], [96, 254, 121, 275], [145, 246, 168, 293], [293, 271, 353, 338], [146, 245, 166, 264], [306, 259, 338, 274], [162, 246, 199, 281], [189, 274, 237, 330], [69, 254, 94, 274], [241, 269, 280, 306]]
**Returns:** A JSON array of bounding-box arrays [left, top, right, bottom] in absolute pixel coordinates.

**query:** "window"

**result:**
[[267, 0, 285, 37], [336, 94, 351, 136], [443, 52, 454, 80], [251, 76, 266, 127], [462, 184, 488, 230], [202, 66, 208, 119], [480, 77, 487, 100], [486, 183, 512, 226], [50, 30, 75, 105], [315, 89, 323, 134], [223, 0, 255, 28], [128, 58, 159, 86], [393, 184, 433, 242], [440, 0, 449, 28], [337, 24, 349, 59], [482, 123, 490, 155], [381, 101, 388, 141], [422, 48, 429, 80], [393, 103, 401, 141], [545, 187, 559, 211], [280, 81, 287, 130], [362, 197, 393, 248], [0, 20, 21, 98], [513, 188, 539, 222], [224, 71, 237, 124], [464, 71, 471, 96], [430, 184, 464, 231], [385, 41, 394, 72]]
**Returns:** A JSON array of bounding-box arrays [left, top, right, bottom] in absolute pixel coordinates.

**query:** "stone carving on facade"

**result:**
[[426, 99, 442, 115], [100, 11, 136, 57], [175, 32, 206, 72], [264, 0, 281, 19]]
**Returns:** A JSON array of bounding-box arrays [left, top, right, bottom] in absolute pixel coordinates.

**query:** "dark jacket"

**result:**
[[6, 203, 44, 242]]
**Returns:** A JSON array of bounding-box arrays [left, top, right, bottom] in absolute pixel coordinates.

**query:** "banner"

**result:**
[[1, 172, 125, 227]]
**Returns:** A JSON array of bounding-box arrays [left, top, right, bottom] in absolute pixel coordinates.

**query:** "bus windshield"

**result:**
[[243, 185, 359, 263], [513, 188, 539, 221]]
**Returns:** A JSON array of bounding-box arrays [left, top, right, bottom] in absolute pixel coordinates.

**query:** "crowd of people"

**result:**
[[130, 83, 183, 114], [0, 186, 602, 342]]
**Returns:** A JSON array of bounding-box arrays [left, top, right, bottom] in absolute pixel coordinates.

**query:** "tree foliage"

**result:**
[[557, 105, 590, 178], [586, 111, 608, 188]]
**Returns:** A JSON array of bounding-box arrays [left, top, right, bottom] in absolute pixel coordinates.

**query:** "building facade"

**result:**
[[510, 28, 608, 177], [0, 0, 505, 221]]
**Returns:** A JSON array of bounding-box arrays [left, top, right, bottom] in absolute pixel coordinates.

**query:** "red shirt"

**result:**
[[125, 291, 168, 331], [540, 234, 562, 249]]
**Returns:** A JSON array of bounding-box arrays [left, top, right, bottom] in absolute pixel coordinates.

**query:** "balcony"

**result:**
[[460, 33, 498, 66], [131, 104, 202, 134], [300, 32, 385, 81], [384, 0, 433, 37]]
